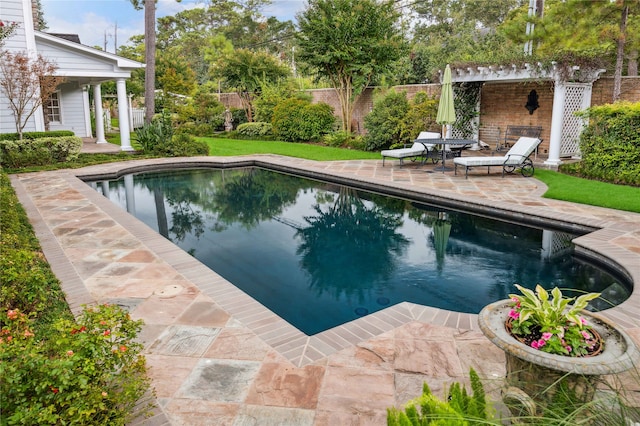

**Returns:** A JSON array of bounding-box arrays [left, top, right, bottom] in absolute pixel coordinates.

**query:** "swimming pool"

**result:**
[[89, 167, 630, 335]]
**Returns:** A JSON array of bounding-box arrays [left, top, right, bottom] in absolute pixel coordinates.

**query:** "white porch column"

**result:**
[[116, 78, 133, 151], [93, 84, 107, 143], [545, 79, 565, 166], [82, 86, 93, 137]]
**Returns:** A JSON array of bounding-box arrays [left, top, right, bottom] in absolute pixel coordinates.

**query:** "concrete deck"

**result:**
[[9, 146, 640, 425]]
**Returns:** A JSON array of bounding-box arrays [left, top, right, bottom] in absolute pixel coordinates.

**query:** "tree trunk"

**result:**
[[613, 4, 629, 102], [144, 0, 156, 124]]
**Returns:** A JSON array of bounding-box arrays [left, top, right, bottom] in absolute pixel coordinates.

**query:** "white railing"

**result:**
[[130, 108, 145, 129]]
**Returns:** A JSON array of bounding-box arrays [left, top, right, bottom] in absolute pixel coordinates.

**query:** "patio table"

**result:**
[[414, 138, 475, 172]]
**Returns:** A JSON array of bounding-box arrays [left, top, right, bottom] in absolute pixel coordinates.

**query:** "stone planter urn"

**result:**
[[478, 300, 640, 417]]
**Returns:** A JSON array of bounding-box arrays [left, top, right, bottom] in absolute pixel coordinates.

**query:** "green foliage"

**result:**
[[135, 109, 174, 152], [272, 98, 335, 142], [296, 0, 407, 131], [0, 136, 82, 168], [174, 83, 226, 136], [364, 90, 410, 151], [253, 80, 298, 123], [237, 122, 273, 137], [1, 305, 150, 425], [0, 173, 151, 423], [400, 91, 440, 143], [509, 284, 601, 357], [387, 368, 492, 425], [323, 131, 365, 149], [575, 102, 640, 186], [0, 131, 74, 141], [156, 133, 210, 157], [211, 48, 291, 122], [231, 107, 248, 128]]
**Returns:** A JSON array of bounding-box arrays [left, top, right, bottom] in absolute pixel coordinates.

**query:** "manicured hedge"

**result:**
[[0, 136, 83, 168], [0, 130, 74, 141], [577, 102, 640, 186]]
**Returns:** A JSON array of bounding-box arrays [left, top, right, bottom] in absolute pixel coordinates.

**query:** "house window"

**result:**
[[46, 92, 61, 123]]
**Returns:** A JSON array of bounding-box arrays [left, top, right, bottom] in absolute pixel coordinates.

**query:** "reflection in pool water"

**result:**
[[89, 168, 631, 335]]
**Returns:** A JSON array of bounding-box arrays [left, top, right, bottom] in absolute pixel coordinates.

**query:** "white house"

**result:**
[[0, 0, 143, 150]]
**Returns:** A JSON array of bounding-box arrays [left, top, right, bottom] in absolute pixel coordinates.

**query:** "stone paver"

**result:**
[[8, 151, 640, 425]]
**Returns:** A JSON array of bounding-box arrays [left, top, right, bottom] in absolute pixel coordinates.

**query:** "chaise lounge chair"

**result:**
[[381, 132, 440, 167], [453, 136, 542, 179]]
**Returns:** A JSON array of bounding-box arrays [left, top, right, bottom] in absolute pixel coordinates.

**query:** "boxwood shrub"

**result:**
[[0, 136, 83, 168]]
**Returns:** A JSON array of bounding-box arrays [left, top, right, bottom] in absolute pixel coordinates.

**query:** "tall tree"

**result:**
[[0, 51, 64, 139], [296, 0, 407, 133], [129, 0, 180, 123], [502, 0, 640, 101]]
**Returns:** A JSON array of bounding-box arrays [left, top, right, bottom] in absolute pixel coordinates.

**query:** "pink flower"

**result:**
[[581, 331, 591, 339], [119, 345, 127, 352], [7, 310, 17, 320], [23, 330, 34, 338], [565, 345, 572, 352], [508, 309, 520, 320], [66, 350, 74, 356], [542, 332, 553, 341], [580, 317, 587, 325], [531, 339, 546, 349], [103, 330, 111, 336]]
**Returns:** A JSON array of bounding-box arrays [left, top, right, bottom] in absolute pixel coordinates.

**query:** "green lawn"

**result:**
[[534, 169, 640, 213], [199, 137, 381, 161]]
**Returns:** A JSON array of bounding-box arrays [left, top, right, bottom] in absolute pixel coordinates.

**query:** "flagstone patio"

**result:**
[[9, 151, 640, 425]]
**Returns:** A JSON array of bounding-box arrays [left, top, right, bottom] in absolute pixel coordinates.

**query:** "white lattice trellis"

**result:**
[[451, 83, 481, 140], [560, 83, 591, 157]]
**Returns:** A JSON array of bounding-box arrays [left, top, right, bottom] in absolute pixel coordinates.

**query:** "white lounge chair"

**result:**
[[381, 132, 440, 167], [453, 136, 542, 179]]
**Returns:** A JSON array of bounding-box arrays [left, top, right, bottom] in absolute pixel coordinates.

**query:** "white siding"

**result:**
[[36, 40, 120, 75], [48, 83, 88, 136], [1, 0, 40, 134]]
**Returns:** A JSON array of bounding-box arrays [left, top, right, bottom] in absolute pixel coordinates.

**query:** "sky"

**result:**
[[40, 0, 306, 53]]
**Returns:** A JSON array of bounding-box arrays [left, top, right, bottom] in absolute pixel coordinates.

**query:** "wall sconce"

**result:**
[[525, 89, 539, 115]]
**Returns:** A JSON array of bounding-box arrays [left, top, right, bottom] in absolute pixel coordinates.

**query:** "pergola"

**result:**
[[447, 62, 605, 165]]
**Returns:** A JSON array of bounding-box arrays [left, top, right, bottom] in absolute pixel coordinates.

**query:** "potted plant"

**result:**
[[478, 284, 640, 418]]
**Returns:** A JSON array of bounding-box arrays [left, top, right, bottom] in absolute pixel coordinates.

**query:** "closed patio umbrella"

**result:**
[[433, 214, 451, 272], [435, 64, 456, 172]]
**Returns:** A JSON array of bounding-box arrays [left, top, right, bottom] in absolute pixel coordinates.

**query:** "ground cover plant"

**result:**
[[0, 171, 151, 424]]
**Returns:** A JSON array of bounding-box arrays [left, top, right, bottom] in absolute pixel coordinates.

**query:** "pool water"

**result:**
[[90, 167, 630, 335]]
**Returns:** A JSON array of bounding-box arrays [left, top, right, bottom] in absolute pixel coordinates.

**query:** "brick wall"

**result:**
[[591, 77, 640, 105], [479, 81, 554, 155], [220, 77, 640, 152]]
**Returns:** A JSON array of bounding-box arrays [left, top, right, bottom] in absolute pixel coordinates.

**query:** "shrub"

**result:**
[[237, 122, 273, 137], [0, 172, 152, 424], [253, 80, 298, 123], [323, 131, 365, 150], [0, 131, 74, 141], [387, 368, 492, 425], [401, 91, 439, 142], [576, 102, 640, 186], [135, 109, 174, 153], [154, 133, 209, 157], [0, 136, 82, 168], [1, 305, 150, 425], [272, 98, 335, 142], [364, 90, 410, 151]]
